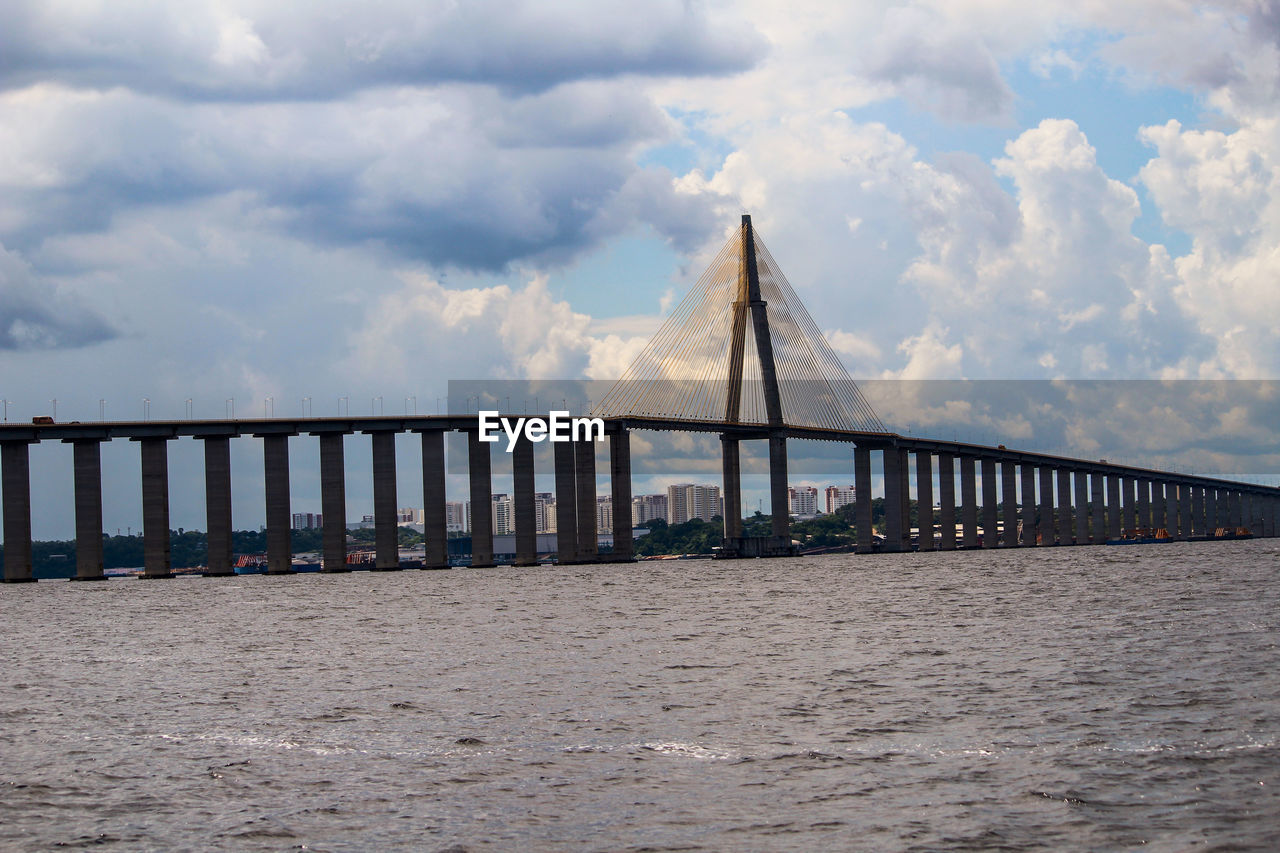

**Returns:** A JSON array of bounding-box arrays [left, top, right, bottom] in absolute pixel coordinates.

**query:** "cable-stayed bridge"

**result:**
[[2, 217, 1277, 580]]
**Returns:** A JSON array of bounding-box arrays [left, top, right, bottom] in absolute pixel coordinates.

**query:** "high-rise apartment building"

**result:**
[[631, 493, 668, 526], [667, 483, 722, 524], [789, 486, 819, 516], [825, 485, 856, 514]]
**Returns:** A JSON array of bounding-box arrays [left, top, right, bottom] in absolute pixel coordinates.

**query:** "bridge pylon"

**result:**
[[595, 214, 887, 557]]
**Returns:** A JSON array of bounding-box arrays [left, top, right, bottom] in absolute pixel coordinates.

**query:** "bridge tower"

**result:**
[[596, 213, 887, 558]]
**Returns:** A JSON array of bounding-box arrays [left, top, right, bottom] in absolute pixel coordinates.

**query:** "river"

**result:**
[[2, 540, 1278, 850]]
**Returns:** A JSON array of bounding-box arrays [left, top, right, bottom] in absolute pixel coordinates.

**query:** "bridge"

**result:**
[[2, 216, 1277, 580]]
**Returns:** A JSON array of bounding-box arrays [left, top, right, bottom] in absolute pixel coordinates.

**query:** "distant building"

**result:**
[[789, 486, 819, 516], [397, 507, 423, 525], [535, 492, 556, 533], [492, 494, 514, 536], [291, 512, 322, 530], [445, 501, 470, 533], [825, 485, 856, 514], [667, 483, 722, 524], [631, 493, 668, 526], [596, 496, 612, 534]]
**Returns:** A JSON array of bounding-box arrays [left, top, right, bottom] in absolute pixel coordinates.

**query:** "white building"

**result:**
[[492, 494, 514, 536], [596, 496, 613, 534], [789, 486, 819, 516], [667, 483, 722, 524], [825, 485, 856, 514], [445, 501, 470, 533], [535, 492, 556, 533], [631, 493, 668, 526]]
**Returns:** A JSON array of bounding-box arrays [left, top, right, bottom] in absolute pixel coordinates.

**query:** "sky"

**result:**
[[2, 0, 1280, 536]]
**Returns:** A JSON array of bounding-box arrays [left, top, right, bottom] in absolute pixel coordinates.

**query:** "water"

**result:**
[[2, 541, 1279, 851]]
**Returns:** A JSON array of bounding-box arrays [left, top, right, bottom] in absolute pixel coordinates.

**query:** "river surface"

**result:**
[[2, 540, 1279, 851]]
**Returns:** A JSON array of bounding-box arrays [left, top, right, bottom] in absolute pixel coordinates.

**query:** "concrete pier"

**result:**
[[960, 455, 978, 549], [609, 429, 633, 561], [2, 441, 35, 582], [1191, 486, 1205, 536], [319, 432, 349, 572], [1037, 466, 1054, 545], [1205, 488, 1219, 533], [722, 437, 742, 542], [938, 453, 956, 551], [554, 439, 577, 565], [137, 437, 173, 578], [1151, 481, 1166, 532], [1021, 464, 1036, 547], [468, 430, 494, 568], [1177, 483, 1191, 540], [70, 439, 106, 580], [262, 433, 294, 574], [513, 436, 537, 566], [1073, 470, 1089, 545], [1106, 475, 1121, 541], [917, 450, 934, 550], [1002, 462, 1018, 547], [370, 431, 400, 570], [1136, 479, 1151, 533], [202, 436, 234, 575], [420, 431, 448, 569], [855, 446, 873, 553], [1090, 472, 1106, 544], [980, 458, 998, 549], [1056, 468, 1073, 546], [769, 435, 790, 543], [883, 447, 905, 552], [1121, 477, 1136, 535], [575, 439, 598, 562]]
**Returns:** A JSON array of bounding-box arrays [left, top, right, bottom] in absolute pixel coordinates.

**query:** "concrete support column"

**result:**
[[1266, 496, 1277, 537], [1243, 493, 1256, 534], [1090, 473, 1106, 544], [138, 437, 173, 579], [938, 453, 956, 551], [854, 446, 873, 553], [1205, 488, 1219, 533], [609, 429, 633, 561], [917, 451, 934, 551], [1073, 470, 1089, 545], [513, 436, 537, 566], [1167, 483, 1182, 539], [899, 449, 911, 544], [1038, 466, 1054, 546], [1229, 491, 1243, 530], [769, 435, 790, 543], [202, 436, 234, 576], [1175, 483, 1190, 539], [70, 439, 106, 580], [960, 456, 978, 549], [1001, 462, 1018, 547], [722, 437, 742, 542], [468, 430, 494, 568], [1106, 475, 1122, 540], [1121, 477, 1137, 536], [1151, 482, 1166, 532], [1190, 486, 1205, 536], [1057, 468, 1073, 546], [1136, 479, 1151, 534], [319, 432, 349, 573], [980, 458, 998, 549], [421, 431, 448, 569], [575, 438, 598, 562], [2, 441, 35, 582], [370, 431, 400, 570], [883, 447, 905, 552], [262, 434, 294, 574], [1021, 463, 1037, 547], [554, 439, 577, 565]]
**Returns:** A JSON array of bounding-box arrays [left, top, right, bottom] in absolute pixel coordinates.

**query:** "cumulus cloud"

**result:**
[[863, 5, 1014, 123], [0, 242, 115, 350], [0, 0, 764, 100], [0, 81, 725, 271]]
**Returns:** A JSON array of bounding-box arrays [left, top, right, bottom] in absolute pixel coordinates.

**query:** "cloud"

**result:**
[[0, 81, 724, 271], [863, 5, 1014, 122], [0, 242, 115, 350], [0, 0, 764, 100]]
